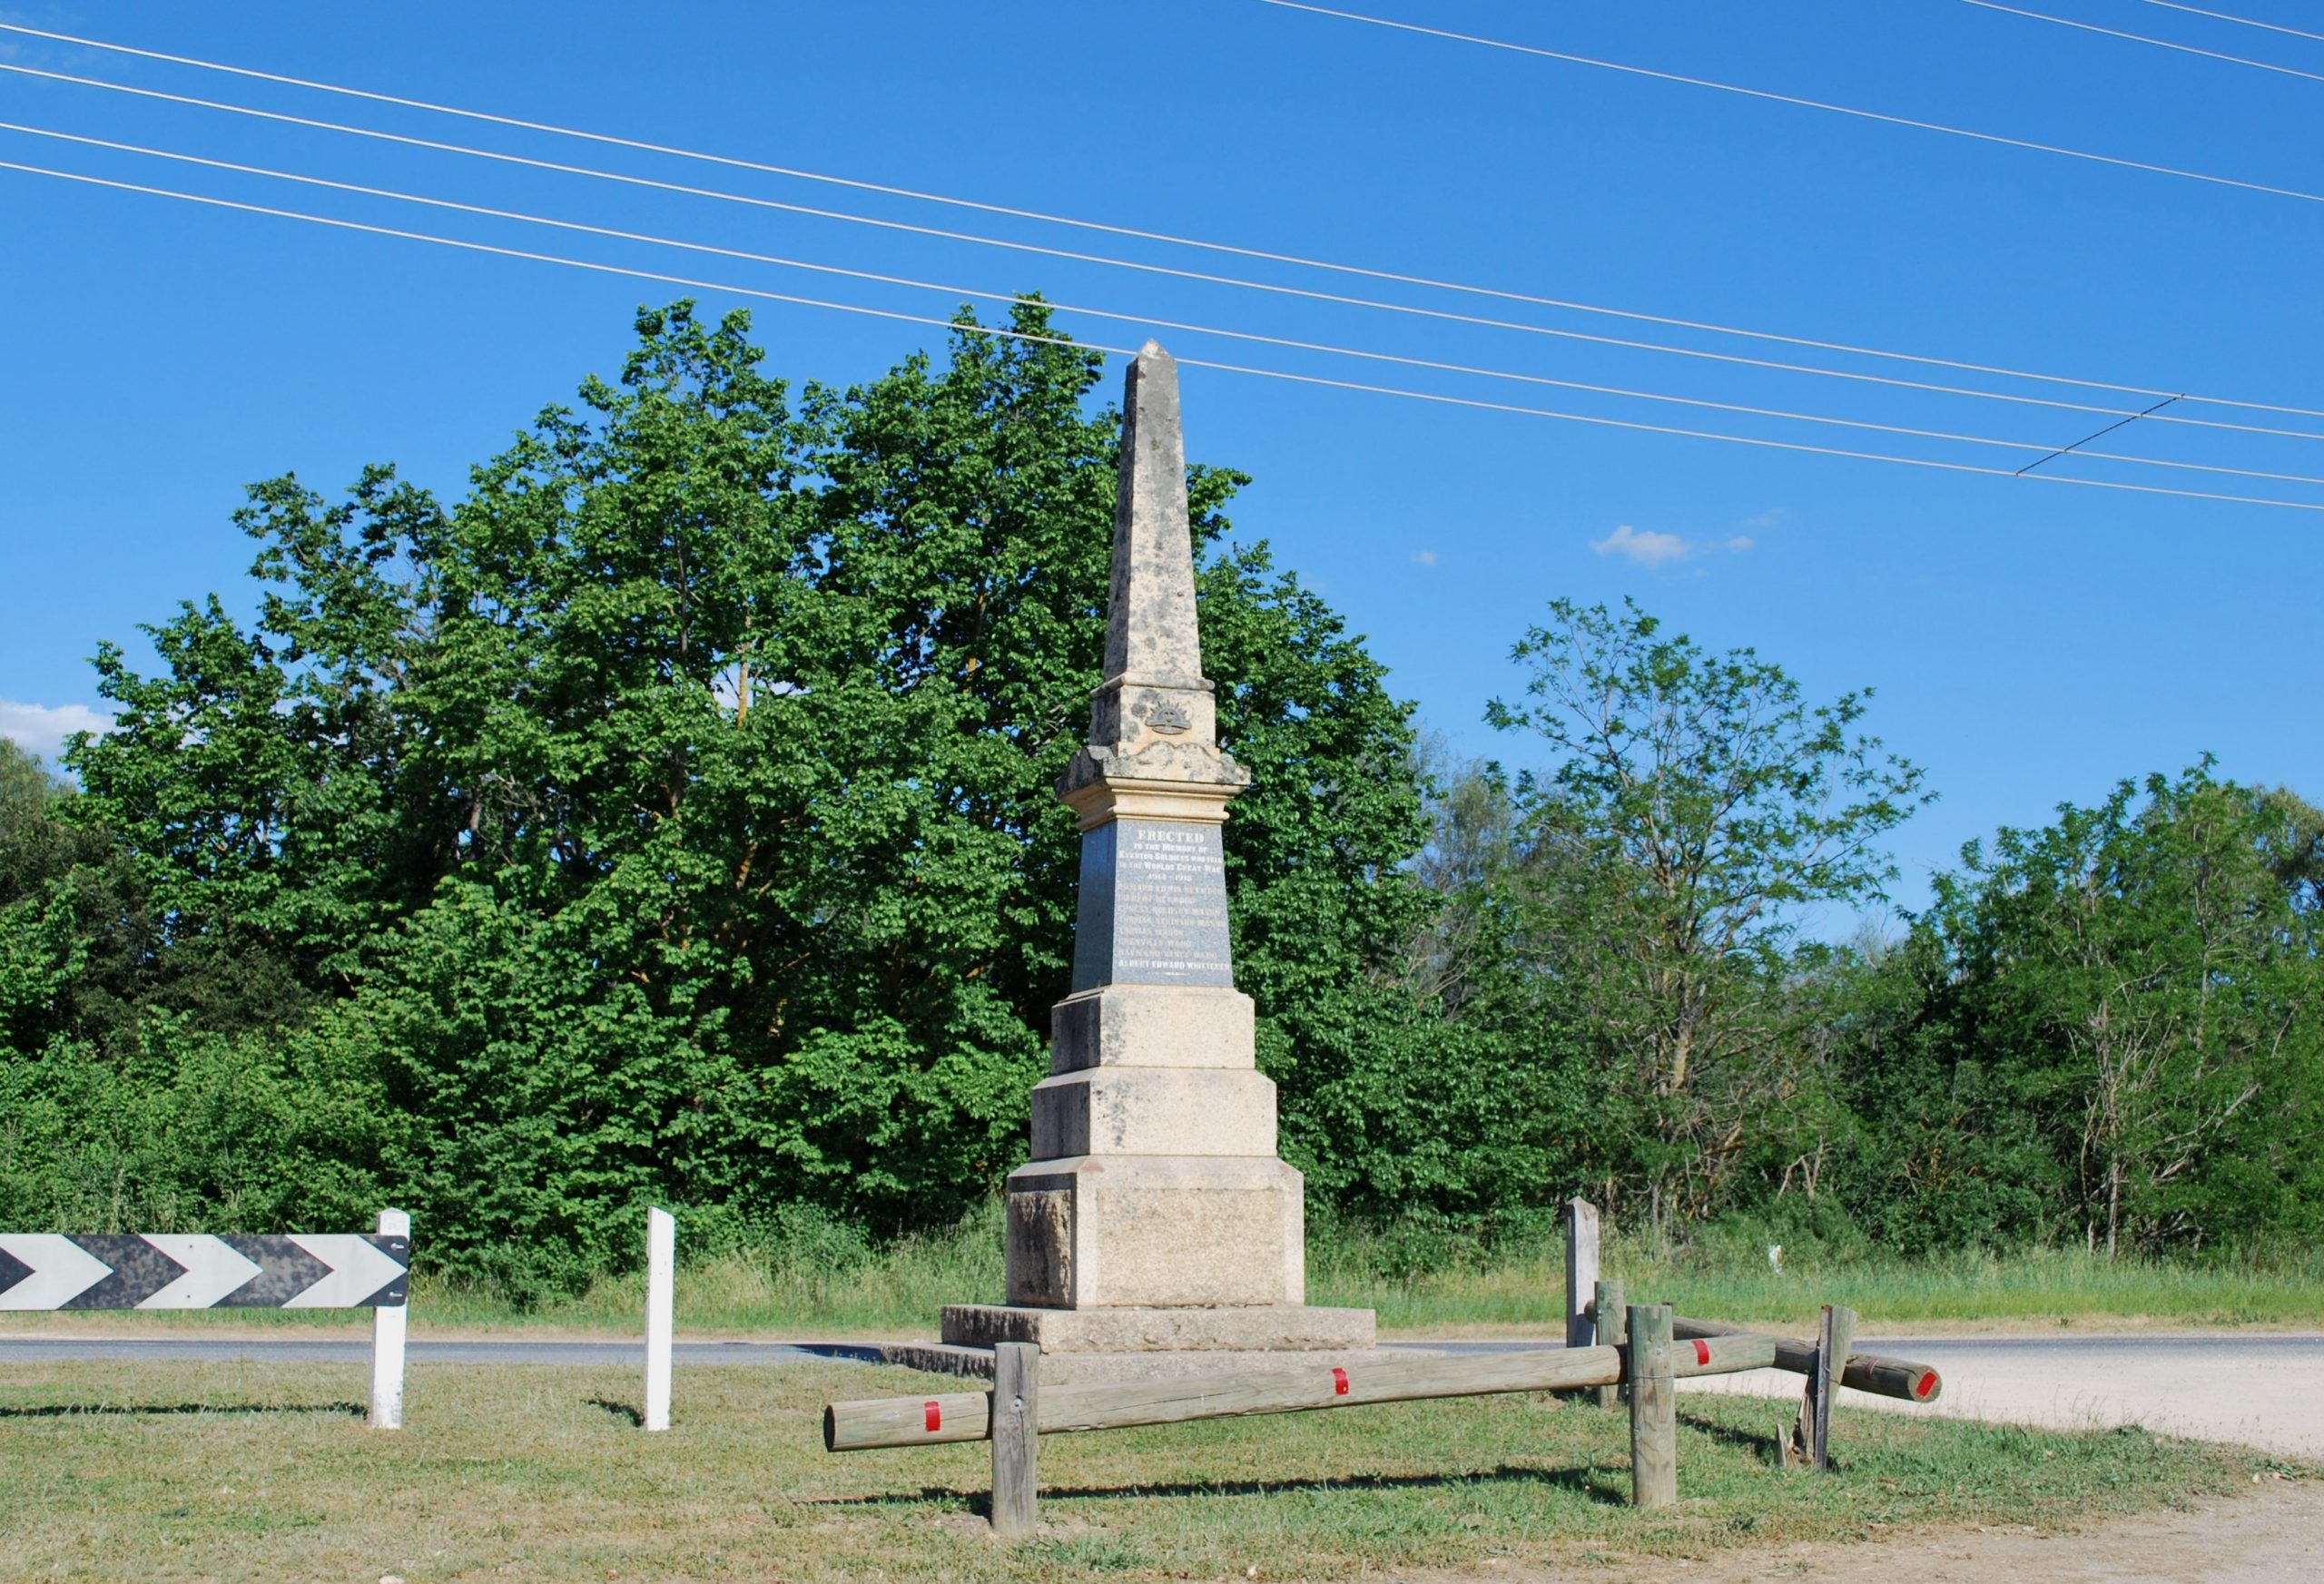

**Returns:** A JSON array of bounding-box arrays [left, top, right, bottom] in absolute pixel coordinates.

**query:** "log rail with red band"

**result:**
[[1664, 1313, 1945, 1403], [822, 1333, 1777, 1452]]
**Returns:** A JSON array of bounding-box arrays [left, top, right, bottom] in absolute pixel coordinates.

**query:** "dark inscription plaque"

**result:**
[[1070, 817, 1234, 990]]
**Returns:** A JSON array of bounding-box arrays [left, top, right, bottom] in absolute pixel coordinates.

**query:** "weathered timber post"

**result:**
[[990, 1342, 1040, 1538], [1562, 1199, 1599, 1352], [1592, 1279, 1626, 1410], [1626, 1303, 1677, 1508], [1787, 1303, 1856, 1471]]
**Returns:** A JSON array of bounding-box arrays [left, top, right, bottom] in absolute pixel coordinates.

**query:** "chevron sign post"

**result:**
[[0, 1233, 409, 1310], [0, 1211, 414, 1428]]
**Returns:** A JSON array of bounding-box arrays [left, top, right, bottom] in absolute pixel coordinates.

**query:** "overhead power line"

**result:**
[[3, 154, 2319, 514], [3, 24, 2322, 426], [16, 117, 2321, 491], [6, 67, 2323, 445], [2132, 1, 2324, 47], [2016, 395, 2181, 477], [1954, 0, 2324, 85], [1255, 2, 2324, 207]]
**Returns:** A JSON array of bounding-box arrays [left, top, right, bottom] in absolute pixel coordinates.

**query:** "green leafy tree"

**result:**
[[0, 741, 88, 1049], [31, 300, 1433, 1289], [1925, 765, 2324, 1254], [1485, 597, 1929, 1222]]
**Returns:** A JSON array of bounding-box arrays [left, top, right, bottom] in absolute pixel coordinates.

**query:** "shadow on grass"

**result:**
[[1679, 1408, 1787, 1468], [814, 1461, 1627, 1512], [0, 1400, 363, 1419], [586, 1396, 644, 1427]]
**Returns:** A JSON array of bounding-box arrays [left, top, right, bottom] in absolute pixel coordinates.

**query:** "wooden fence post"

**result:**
[[1626, 1303, 1676, 1508], [1787, 1303, 1856, 1471], [1592, 1279, 1625, 1410], [367, 1208, 409, 1431], [990, 1342, 1039, 1538], [1562, 1199, 1599, 1353]]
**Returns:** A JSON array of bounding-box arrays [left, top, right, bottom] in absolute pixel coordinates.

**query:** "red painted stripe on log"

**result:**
[[1692, 1340, 1710, 1365], [1332, 1368, 1350, 1395], [924, 1400, 940, 1432], [1915, 1371, 1938, 1401]]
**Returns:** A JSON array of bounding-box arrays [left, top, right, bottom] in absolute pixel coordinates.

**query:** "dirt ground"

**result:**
[[1418, 1478, 2320, 1583]]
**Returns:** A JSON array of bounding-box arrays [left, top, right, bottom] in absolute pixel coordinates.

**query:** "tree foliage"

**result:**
[[3, 306, 2316, 1284], [2, 302, 1431, 1292], [1480, 598, 1930, 1221]]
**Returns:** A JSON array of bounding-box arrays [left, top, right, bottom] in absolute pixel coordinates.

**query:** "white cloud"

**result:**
[[0, 699, 113, 765], [1590, 524, 1755, 568], [1410, 549, 1439, 566], [1590, 524, 1692, 566]]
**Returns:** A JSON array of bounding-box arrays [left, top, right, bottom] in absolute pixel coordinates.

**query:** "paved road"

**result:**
[[6, 1332, 2320, 1457], [1675, 1333, 2324, 1461], [0, 1336, 882, 1366]]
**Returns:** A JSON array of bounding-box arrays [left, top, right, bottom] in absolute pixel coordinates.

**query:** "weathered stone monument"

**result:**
[[940, 340, 1376, 1378]]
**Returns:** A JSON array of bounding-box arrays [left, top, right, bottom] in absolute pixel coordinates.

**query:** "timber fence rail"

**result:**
[[1558, 1196, 1945, 1409], [823, 1326, 1778, 1451], [828, 1200, 1957, 1537], [0, 1209, 414, 1428], [820, 1306, 1863, 1532], [1561, 1198, 1943, 1474]]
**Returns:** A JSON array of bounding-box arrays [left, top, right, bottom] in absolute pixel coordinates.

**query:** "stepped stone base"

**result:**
[[884, 1339, 1423, 1384], [940, 1302, 1374, 1354]]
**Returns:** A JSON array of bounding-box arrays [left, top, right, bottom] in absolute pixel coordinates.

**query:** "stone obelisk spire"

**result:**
[[941, 343, 1372, 1372]]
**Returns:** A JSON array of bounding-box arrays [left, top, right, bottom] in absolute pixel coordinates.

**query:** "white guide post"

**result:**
[[367, 1208, 409, 1430], [645, 1206, 675, 1432]]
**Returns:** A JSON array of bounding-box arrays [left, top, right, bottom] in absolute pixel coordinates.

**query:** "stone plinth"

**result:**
[[1001, 1154, 1304, 1309]]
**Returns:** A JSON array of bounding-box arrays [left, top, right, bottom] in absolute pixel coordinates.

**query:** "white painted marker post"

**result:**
[[645, 1206, 675, 1432], [368, 1208, 409, 1430]]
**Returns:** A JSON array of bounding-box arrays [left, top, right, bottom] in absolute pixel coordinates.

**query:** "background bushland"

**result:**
[[3, 302, 2316, 1298]]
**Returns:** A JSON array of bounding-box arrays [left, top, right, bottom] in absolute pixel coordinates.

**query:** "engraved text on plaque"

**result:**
[[1069, 818, 1234, 989]]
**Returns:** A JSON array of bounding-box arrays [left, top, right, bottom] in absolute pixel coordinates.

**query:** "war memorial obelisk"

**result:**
[[940, 341, 1375, 1378]]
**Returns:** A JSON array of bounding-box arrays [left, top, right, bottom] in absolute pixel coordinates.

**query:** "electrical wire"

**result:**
[[1954, 0, 2324, 85], [20, 116, 2324, 487], [5, 21, 2323, 425], [3, 153, 2319, 513], [1255, 2, 2324, 207], [2132, 1, 2324, 47], [8, 63, 2323, 448]]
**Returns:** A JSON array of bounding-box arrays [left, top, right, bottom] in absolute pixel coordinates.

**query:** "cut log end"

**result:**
[[822, 1404, 837, 1453], [1914, 1369, 1942, 1402]]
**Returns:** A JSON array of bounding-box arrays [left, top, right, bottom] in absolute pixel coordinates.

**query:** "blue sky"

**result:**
[[1, 0, 2318, 919]]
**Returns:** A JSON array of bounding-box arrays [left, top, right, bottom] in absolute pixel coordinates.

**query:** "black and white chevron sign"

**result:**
[[0, 1234, 409, 1310]]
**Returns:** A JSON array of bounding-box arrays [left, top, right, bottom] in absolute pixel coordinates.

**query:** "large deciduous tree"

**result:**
[[1484, 597, 1929, 1222], [20, 300, 1431, 1291], [1925, 766, 2324, 1254]]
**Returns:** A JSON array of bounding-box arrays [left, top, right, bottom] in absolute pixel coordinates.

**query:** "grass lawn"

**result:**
[[1324, 1240, 2324, 1336], [0, 1358, 2291, 1581]]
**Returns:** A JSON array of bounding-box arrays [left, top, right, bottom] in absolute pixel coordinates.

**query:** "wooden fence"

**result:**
[[822, 1200, 1949, 1535]]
